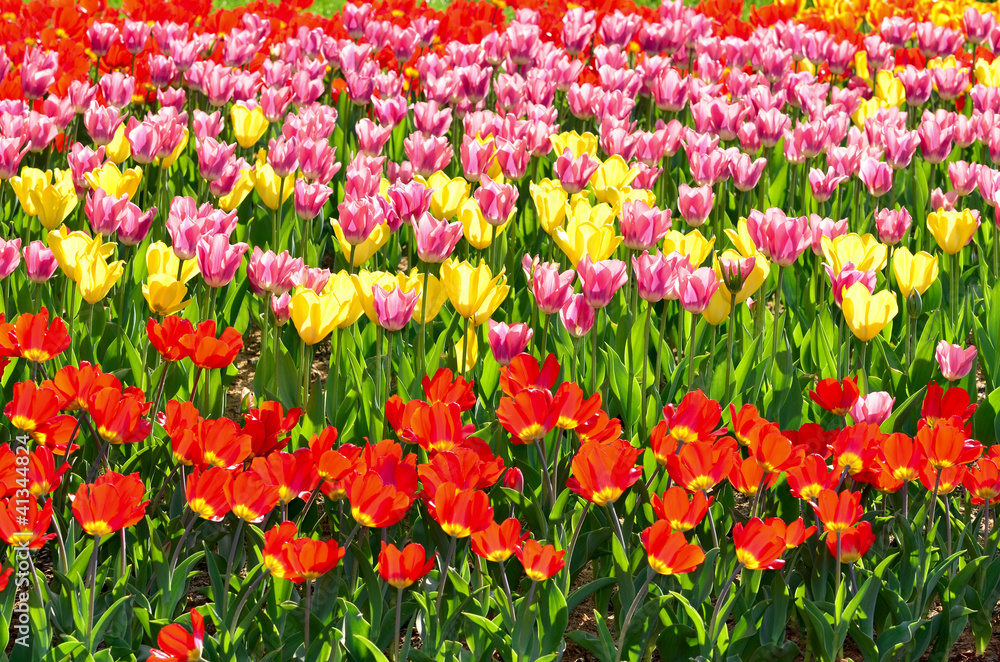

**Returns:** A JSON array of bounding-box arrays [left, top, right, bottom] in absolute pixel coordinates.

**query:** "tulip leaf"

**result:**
[[768, 162, 789, 209]]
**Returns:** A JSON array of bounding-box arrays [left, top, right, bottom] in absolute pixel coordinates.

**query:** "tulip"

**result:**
[[84, 162, 142, 200], [842, 282, 899, 342], [850, 392, 895, 426], [746, 209, 811, 267], [515, 539, 565, 581], [892, 248, 939, 299], [530, 179, 568, 234], [231, 104, 269, 148], [858, 157, 893, 197], [414, 212, 463, 263], [10, 168, 78, 230], [378, 542, 435, 589], [287, 290, 340, 346], [732, 517, 786, 571], [821, 233, 888, 274], [372, 285, 419, 331], [246, 248, 304, 297], [566, 438, 642, 506], [143, 274, 191, 316], [525, 258, 575, 314], [439, 259, 509, 327], [487, 321, 533, 366], [22, 241, 57, 284], [197, 236, 249, 289], [874, 208, 912, 245], [677, 183, 714, 227], [553, 148, 600, 194], [927, 209, 979, 254], [935, 341, 977, 381], [560, 294, 595, 338], [78, 251, 125, 305], [620, 200, 672, 250], [576, 255, 627, 309], [827, 522, 875, 564]]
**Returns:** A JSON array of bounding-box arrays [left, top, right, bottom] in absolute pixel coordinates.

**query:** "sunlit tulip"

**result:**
[[231, 104, 269, 149], [84, 162, 142, 200], [440, 259, 509, 327], [143, 274, 190, 315], [10, 168, 78, 230], [821, 234, 888, 273], [935, 341, 977, 381], [927, 209, 979, 254], [530, 179, 568, 233], [425, 173, 471, 221], [892, 248, 938, 299], [841, 283, 899, 342]]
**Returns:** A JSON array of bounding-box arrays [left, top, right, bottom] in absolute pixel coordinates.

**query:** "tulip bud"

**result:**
[[503, 467, 524, 493], [907, 290, 922, 318], [240, 387, 256, 414]]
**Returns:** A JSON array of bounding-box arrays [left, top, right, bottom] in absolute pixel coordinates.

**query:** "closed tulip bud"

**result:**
[[503, 467, 524, 493], [560, 293, 595, 338], [577, 255, 627, 309], [849, 391, 895, 426], [907, 291, 922, 318], [415, 212, 463, 263], [678, 267, 721, 315], [892, 247, 938, 299], [22, 241, 57, 284], [935, 341, 977, 381], [487, 320, 533, 365], [293, 178, 333, 221], [719, 255, 755, 294], [874, 207, 912, 245], [271, 292, 291, 326]]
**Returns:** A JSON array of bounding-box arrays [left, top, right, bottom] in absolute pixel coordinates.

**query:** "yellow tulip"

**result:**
[[530, 179, 568, 234], [85, 162, 142, 200], [663, 230, 715, 267], [842, 282, 899, 342], [11, 168, 78, 230], [351, 270, 411, 323], [702, 289, 731, 326], [159, 128, 189, 169], [146, 241, 199, 283], [892, 247, 939, 299], [250, 161, 294, 211], [218, 166, 254, 212], [975, 58, 1000, 87], [605, 186, 656, 212], [567, 198, 616, 228], [231, 104, 269, 149], [106, 124, 131, 164], [875, 70, 905, 106], [927, 209, 979, 254], [408, 269, 449, 324], [549, 131, 598, 159], [591, 156, 639, 204], [78, 252, 125, 304], [321, 271, 365, 329], [854, 51, 870, 81], [714, 249, 769, 304], [459, 198, 511, 249], [927, 55, 960, 70], [424, 173, 471, 221], [143, 274, 191, 315], [288, 289, 338, 345], [821, 233, 887, 273], [724, 219, 763, 259], [332, 221, 390, 267], [851, 98, 888, 128], [47, 228, 115, 283], [439, 259, 509, 327], [553, 218, 621, 265]]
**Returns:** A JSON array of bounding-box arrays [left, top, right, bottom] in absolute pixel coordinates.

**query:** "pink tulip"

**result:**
[[247, 248, 305, 297], [22, 241, 57, 284], [746, 208, 812, 267], [271, 292, 291, 326], [809, 215, 849, 256], [267, 136, 299, 178], [356, 119, 393, 157], [553, 148, 600, 194], [337, 197, 385, 246], [118, 205, 157, 246], [719, 255, 756, 293], [0, 136, 27, 180], [0, 238, 21, 279], [577, 256, 628, 309], [495, 138, 530, 181], [730, 153, 766, 192], [99, 71, 135, 109], [21, 47, 57, 100], [918, 119, 955, 164], [678, 267, 720, 315], [948, 161, 980, 197], [964, 7, 998, 44], [85, 189, 128, 236], [197, 137, 237, 182], [127, 119, 162, 165], [883, 127, 920, 169], [621, 200, 672, 250], [293, 179, 333, 221], [849, 392, 895, 426], [294, 267, 332, 294], [83, 101, 124, 147], [824, 262, 876, 306], [122, 19, 151, 55], [192, 110, 224, 142], [87, 22, 120, 58], [196, 235, 250, 288], [373, 285, 419, 331], [459, 136, 497, 183], [874, 207, 912, 245], [632, 250, 684, 303], [414, 212, 463, 263], [809, 168, 848, 203], [524, 257, 575, 315], [404, 133, 453, 177], [560, 293, 596, 338], [677, 183, 714, 227], [858, 157, 893, 197], [487, 320, 534, 366], [931, 187, 959, 211], [935, 341, 977, 381], [897, 66, 933, 106], [474, 175, 519, 226]]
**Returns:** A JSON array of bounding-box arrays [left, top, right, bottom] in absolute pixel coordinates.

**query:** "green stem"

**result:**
[[639, 302, 652, 440]]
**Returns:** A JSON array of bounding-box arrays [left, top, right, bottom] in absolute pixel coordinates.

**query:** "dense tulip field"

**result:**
[[1, 0, 1000, 659]]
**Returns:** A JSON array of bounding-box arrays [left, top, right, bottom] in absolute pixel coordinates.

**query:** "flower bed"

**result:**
[[0, 0, 998, 660]]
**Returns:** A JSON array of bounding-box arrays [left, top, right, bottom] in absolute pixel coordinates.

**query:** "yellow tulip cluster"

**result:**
[[47, 228, 125, 304]]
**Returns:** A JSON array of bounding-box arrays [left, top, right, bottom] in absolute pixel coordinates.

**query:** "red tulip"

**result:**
[[0, 308, 71, 363], [566, 438, 643, 506], [5, 381, 63, 433], [285, 538, 345, 581], [378, 541, 436, 588], [0, 495, 55, 548], [348, 471, 412, 528], [515, 539, 565, 581], [147, 316, 195, 363], [422, 368, 475, 411], [826, 521, 875, 564], [226, 470, 280, 523], [429, 482, 493, 538], [263, 521, 301, 581], [471, 518, 529, 562], [765, 517, 816, 549], [178, 320, 244, 370], [499, 353, 560, 396], [641, 520, 705, 575], [72, 472, 148, 537], [666, 439, 733, 493], [916, 423, 982, 469], [661, 390, 723, 445], [963, 458, 1000, 505], [185, 467, 233, 522], [813, 489, 863, 534], [733, 518, 786, 570], [650, 486, 710, 532], [496, 389, 559, 444], [149, 609, 204, 661], [786, 454, 834, 501], [808, 377, 860, 416]]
